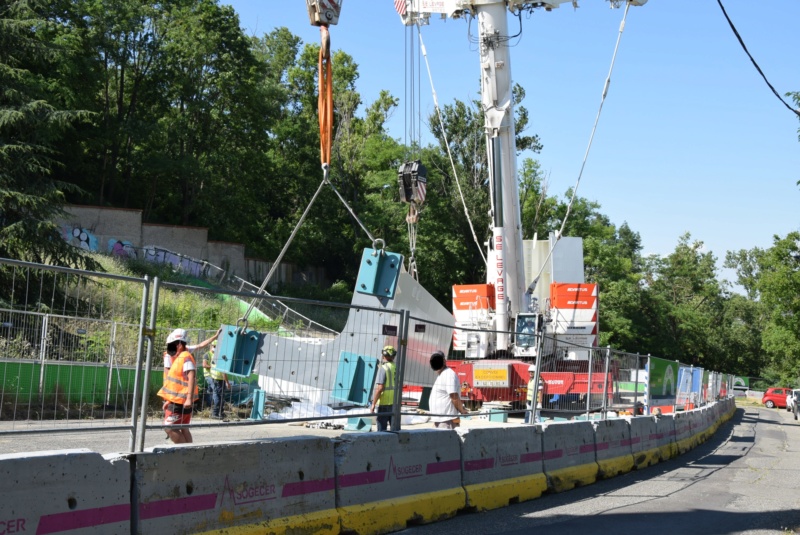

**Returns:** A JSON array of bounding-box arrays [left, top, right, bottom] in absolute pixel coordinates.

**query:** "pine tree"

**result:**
[[0, 0, 95, 267]]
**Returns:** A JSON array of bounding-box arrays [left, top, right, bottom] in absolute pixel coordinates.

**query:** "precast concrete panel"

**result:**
[[0, 449, 130, 535], [627, 416, 662, 468], [457, 424, 547, 510], [541, 420, 598, 492], [334, 430, 465, 534], [135, 437, 337, 535], [254, 272, 454, 406], [592, 419, 634, 479]]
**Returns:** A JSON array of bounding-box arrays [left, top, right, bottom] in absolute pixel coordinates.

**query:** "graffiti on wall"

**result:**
[[108, 240, 137, 259], [62, 225, 99, 251], [142, 245, 206, 278]]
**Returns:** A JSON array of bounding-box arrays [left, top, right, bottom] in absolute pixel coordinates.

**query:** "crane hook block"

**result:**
[[306, 0, 343, 26], [397, 160, 428, 206], [356, 248, 403, 299], [215, 324, 260, 378]]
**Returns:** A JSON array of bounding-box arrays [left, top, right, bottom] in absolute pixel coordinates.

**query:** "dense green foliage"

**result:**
[[1, 0, 799, 387]]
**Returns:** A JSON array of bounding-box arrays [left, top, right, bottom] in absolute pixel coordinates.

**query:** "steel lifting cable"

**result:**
[[529, 2, 632, 292], [406, 204, 419, 280], [239, 24, 383, 329], [417, 26, 488, 266]]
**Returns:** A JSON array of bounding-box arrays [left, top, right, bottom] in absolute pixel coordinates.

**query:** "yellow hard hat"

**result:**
[[382, 346, 396, 358]]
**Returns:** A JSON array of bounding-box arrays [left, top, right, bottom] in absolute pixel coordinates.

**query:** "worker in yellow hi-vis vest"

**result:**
[[370, 346, 397, 432]]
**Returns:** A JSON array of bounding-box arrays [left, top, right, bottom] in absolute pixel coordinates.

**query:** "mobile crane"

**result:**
[[391, 0, 646, 408]]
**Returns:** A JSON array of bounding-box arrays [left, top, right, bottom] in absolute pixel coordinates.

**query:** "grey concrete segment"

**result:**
[[253, 272, 454, 405], [135, 437, 335, 534], [654, 413, 677, 458], [673, 410, 696, 453], [626, 414, 657, 466], [591, 418, 634, 478], [0, 448, 130, 535], [334, 429, 462, 507], [457, 424, 545, 486], [541, 420, 598, 472]]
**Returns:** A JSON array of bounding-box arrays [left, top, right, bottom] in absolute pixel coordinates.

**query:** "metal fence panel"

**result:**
[[0, 259, 148, 434]]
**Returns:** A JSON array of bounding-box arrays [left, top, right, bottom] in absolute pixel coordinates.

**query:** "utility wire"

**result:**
[[716, 0, 800, 118]]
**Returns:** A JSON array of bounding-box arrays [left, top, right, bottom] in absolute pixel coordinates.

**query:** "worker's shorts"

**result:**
[[164, 403, 193, 426]]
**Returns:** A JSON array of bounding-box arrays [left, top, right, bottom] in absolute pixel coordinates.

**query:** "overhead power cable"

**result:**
[[716, 0, 800, 118]]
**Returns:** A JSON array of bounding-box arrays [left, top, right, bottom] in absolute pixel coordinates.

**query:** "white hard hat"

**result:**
[[528, 365, 536, 372], [166, 328, 189, 346]]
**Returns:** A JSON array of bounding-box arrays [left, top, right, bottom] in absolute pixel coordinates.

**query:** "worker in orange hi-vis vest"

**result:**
[[158, 328, 199, 444]]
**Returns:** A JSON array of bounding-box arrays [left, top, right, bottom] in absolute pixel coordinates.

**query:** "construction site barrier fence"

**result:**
[[0, 257, 737, 455]]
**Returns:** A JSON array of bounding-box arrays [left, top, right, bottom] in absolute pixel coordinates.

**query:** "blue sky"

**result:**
[[224, 1, 800, 287]]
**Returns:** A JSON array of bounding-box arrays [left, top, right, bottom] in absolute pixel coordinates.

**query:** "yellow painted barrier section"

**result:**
[[337, 488, 465, 535], [546, 462, 598, 493], [597, 454, 634, 479], [465, 473, 548, 511], [197, 508, 340, 535], [660, 441, 677, 461], [633, 447, 661, 469], [676, 435, 697, 455]]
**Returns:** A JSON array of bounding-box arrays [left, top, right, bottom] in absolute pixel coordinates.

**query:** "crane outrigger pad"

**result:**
[[215, 324, 260, 378], [355, 248, 402, 299]]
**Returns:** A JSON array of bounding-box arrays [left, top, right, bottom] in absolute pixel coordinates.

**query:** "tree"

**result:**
[[639, 234, 729, 369], [0, 0, 95, 268], [750, 232, 800, 384]]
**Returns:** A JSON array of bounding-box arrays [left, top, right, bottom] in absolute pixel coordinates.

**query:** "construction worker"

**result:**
[[370, 346, 397, 432], [203, 340, 230, 420], [525, 364, 544, 424], [158, 328, 199, 444]]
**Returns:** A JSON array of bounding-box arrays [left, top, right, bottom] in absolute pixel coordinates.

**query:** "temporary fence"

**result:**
[[0, 258, 150, 445], [0, 256, 737, 453], [230, 277, 341, 338]]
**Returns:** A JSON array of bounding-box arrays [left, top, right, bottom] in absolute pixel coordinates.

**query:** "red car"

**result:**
[[762, 387, 792, 409]]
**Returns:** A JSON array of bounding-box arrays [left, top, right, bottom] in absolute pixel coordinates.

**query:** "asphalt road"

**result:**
[[401, 405, 800, 535]]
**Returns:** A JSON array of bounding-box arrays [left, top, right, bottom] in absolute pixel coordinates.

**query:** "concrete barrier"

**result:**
[[696, 407, 712, 442], [334, 430, 465, 534], [457, 425, 547, 511], [592, 419, 634, 478], [135, 437, 338, 535], [627, 415, 657, 469], [541, 420, 598, 492], [654, 414, 677, 461], [0, 449, 130, 535], [673, 411, 696, 454]]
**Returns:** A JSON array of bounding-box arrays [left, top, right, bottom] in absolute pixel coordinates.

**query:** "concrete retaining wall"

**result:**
[[57, 204, 324, 283], [458, 425, 547, 511]]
